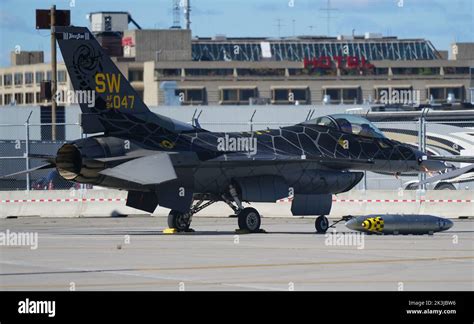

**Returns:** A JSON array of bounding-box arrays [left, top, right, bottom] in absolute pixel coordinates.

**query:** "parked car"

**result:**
[[32, 170, 80, 190]]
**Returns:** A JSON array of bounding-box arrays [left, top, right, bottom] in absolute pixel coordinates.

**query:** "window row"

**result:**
[[373, 86, 466, 104], [390, 67, 469, 76], [155, 66, 471, 79], [1, 70, 67, 87], [191, 41, 440, 61], [171, 86, 468, 105], [327, 86, 466, 104], [2, 92, 45, 105], [173, 87, 312, 105], [1, 86, 466, 106], [1, 91, 68, 105]]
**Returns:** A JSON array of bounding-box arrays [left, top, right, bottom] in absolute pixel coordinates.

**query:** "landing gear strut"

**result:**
[[315, 215, 329, 234], [222, 184, 262, 233], [168, 199, 216, 232], [168, 184, 263, 233]]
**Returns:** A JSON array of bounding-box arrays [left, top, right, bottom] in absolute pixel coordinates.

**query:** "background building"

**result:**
[[149, 33, 474, 106], [0, 10, 473, 192], [0, 11, 473, 108]]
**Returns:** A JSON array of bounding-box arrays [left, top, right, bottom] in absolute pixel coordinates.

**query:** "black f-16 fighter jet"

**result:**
[[6, 27, 470, 233]]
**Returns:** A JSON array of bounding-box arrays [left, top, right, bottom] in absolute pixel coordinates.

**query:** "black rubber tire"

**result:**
[[167, 210, 191, 232], [237, 207, 261, 233], [434, 182, 456, 190], [405, 183, 418, 190], [315, 216, 329, 233]]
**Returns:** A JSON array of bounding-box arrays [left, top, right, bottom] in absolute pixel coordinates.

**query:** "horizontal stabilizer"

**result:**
[[94, 150, 157, 163], [0, 163, 55, 179], [99, 153, 177, 185], [28, 154, 57, 164]]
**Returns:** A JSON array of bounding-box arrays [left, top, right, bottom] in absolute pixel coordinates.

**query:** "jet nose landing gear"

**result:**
[[237, 207, 261, 233], [315, 215, 329, 234]]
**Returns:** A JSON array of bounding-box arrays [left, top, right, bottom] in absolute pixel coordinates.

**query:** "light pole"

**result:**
[[51, 5, 57, 141]]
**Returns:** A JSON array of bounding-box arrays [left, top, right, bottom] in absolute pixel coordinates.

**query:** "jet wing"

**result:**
[[99, 152, 177, 185], [203, 153, 374, 168]]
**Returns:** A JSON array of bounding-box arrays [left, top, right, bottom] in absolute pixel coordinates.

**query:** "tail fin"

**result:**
[[55, 26, 188, 135]]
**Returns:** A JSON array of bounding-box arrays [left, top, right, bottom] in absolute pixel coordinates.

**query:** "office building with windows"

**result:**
[[1, 12, 473, 108], [143, 34, 473, 106]]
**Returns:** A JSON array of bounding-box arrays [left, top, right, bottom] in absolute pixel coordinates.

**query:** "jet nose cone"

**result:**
[[345, 217, 364, 231], [345, 218, 357, 230], [444, 219, 454, 230]]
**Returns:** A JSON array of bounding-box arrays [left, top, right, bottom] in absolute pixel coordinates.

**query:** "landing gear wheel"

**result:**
[[315, 216, 329, 234], [237, 207, 261, 233], [434, 182, 456, 190], [168, 210, 191, 232]]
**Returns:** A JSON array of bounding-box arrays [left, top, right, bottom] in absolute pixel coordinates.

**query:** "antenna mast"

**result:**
[[184, 0, 191, 30], [319, 0, 338, 36], [172, 0, 181, 28]]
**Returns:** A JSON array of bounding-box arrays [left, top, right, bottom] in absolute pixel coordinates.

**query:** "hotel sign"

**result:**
[[303, 56, 374, 70]]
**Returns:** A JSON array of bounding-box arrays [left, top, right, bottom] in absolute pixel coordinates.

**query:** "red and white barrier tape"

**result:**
[[0, 198, 126, 204], [0, 197, 472, 204], [277, 197, 473, 203]]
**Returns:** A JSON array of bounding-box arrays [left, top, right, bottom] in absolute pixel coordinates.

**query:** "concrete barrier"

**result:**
[[0, 189, 135, 218], [327, 190, 474, 218], [0, 189, 473, 219]]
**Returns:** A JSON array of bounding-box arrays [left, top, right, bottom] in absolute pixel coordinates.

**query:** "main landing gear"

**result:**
[[167, 210, 192, 232], [167, 199, 216, 232], [222, 184, 262, 233], [166, 184, 263, 233], [168, 186, 330, 234]]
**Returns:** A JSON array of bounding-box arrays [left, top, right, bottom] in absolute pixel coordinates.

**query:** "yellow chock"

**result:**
[[163, 228, 178, 234]]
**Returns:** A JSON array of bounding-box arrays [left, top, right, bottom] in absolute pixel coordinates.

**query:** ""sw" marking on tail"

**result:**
[[95, 73, 121, 93]]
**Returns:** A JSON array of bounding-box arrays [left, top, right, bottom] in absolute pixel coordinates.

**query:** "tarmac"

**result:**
[[0, 216, 473, 291]]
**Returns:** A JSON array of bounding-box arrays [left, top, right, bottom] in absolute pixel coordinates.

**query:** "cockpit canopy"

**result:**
[[305, 114, 386, 139]]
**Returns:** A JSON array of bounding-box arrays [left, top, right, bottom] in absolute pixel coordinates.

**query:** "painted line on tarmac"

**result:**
[[1, 256, 472, 276]]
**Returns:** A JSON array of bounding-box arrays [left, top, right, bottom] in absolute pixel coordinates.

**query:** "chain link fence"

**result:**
[[1, 113, 473, 191], [0, 122, 85, 191], [366, 116, 474, 191]]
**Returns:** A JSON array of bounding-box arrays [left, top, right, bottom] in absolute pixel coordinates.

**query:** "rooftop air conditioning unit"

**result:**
[[213, 34, 227, 41], [364, 32, 383, 39], [89, 12, 129, 33]]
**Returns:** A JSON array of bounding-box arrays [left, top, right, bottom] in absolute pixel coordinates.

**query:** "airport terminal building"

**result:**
[[0, 11, 473, 108]]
